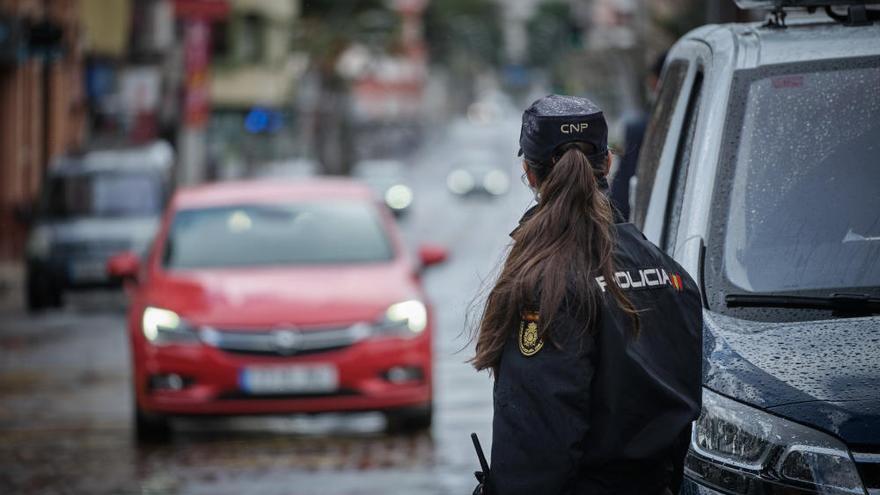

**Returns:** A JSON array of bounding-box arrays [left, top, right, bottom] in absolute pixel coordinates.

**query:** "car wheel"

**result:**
[[25, 266, 63, 313], [134, 401, 171, 443], [26, 279, 46, 312], [385, 403, 432, 434]]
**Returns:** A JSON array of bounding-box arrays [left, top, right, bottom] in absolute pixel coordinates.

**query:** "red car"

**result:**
[[108, 179, 447, 439]]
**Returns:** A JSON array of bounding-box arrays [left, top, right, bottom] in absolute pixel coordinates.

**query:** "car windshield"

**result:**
[[720, 60, 880, 295], [45, 172, 163, 219], [162, 201, 394, 269]]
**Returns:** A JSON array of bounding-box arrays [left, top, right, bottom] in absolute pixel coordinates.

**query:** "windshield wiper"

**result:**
[[725, 293, 880, 316]]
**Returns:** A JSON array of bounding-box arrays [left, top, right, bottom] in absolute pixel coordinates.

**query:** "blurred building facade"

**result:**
[[206, 0, 305, 179], [0, 0, 85, 263]]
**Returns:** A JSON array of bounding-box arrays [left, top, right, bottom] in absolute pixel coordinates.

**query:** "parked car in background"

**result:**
[[108, 179, 447, 440], [631, 2, 880, 494], [249, 157, 320, 181], [352, 159, 414, 217], [24, 141, 173, 311]]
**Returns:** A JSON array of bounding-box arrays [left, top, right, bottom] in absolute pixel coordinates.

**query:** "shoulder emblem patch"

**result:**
[[518, 312, 543, 356]]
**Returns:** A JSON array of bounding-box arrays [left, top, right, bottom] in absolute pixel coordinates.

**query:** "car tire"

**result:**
[[134, 401, 172, 443], [385, 403, 432, 434], [25, 267, 61, 312]]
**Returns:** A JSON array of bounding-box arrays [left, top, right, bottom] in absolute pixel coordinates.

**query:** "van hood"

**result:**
[[145, 263, 418, 328], [703, 311, 880, 444]]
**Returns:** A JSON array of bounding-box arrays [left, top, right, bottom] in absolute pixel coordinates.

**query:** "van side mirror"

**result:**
[[107, 251, 141, 282]]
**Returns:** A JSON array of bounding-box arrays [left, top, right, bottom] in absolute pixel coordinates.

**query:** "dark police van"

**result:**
[[630, 1, 880, 494], [24, 142, 172, 311]]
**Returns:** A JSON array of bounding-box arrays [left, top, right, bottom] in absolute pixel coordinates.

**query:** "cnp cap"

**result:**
[[518, 94, 608, 164]]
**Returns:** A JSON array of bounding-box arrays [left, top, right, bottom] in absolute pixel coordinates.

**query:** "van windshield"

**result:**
[[719, 60, 880, 295], [45, 172, 163, 219]]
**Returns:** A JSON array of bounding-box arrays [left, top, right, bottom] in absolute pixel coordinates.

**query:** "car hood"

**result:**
[[703, 311, 880, 444], [145, 263, 418, 328]]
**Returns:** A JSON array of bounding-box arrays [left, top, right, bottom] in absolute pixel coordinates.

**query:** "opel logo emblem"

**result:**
[[273, 329, 301, 355]]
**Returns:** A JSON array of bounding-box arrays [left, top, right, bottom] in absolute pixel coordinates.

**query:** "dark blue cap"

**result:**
[[518, 94, 608, 164]]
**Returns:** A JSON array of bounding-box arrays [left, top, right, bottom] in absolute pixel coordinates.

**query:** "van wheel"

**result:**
[[26, 270, 61, 312], [134, 402, 171, 444], [385, 403, 432, 434]]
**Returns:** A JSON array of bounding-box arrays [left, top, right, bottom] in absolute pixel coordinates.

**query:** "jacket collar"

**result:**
[[510, 193, 625, 239]]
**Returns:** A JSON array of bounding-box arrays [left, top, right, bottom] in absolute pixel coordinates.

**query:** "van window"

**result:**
[[632, 59, 689, 228], [44, 172, 163, 219], [662, 69, 704, 254]]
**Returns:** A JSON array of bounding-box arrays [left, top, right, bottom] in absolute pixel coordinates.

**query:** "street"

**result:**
[[0, 120, 530, 495]]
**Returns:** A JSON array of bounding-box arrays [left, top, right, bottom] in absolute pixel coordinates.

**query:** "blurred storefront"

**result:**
[[206, 0, 305, 180], [0, 0, 85, 265]]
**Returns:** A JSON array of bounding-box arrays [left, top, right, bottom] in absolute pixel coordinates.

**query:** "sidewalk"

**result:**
[[0, 260, 24, 313]]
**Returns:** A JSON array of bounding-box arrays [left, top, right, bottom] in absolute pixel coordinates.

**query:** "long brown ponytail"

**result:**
[[471, 142, 639, 374]]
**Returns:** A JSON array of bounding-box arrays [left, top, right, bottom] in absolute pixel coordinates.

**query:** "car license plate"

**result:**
[[70, 260, 108, 282], [241, 365, 338, 394]]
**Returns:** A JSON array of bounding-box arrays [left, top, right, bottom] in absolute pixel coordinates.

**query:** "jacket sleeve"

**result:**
[[488, 311, 595, 495]]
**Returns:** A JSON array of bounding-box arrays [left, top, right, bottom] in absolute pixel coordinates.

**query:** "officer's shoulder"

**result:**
[[614, 223, 657, 256]]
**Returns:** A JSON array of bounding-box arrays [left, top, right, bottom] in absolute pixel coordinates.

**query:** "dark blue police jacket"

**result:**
[[488, 210, 703, 495]]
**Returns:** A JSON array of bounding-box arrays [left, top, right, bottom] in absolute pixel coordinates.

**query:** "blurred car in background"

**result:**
[[24, 141, 172, 311], [445, 149, 511, 198], [249, 157, 320, 181], [351, 159, 413, 217], [108, 179, 447, 440]]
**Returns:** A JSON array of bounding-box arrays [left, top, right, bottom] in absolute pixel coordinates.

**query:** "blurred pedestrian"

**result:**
[[470, 95, 702, 495], [610, 52, 667, 221]]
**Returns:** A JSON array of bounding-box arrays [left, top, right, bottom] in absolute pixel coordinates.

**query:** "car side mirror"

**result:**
[[418, 244, 448, 270], [107, 251, 141, 282]]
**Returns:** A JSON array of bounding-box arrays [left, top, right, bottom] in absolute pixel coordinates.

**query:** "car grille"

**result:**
[[202, 323, 370, 357], [854, 452, 880, 495]]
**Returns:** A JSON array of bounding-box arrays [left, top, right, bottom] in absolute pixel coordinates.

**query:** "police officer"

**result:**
[[471, 95, 703, 495]]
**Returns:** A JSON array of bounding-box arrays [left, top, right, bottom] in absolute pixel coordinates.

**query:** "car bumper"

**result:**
[[134, 334, 432, 416], [29, 257, 117, 289]]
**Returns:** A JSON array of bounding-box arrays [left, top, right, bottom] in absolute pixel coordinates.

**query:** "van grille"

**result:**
[[853, 452, 880, 494]]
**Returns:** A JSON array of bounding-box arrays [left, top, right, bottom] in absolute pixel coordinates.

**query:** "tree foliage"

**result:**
[[423, 0, 503, 68]]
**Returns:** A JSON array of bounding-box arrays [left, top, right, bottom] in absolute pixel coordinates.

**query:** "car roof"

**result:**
[[173, 178, 378, 209], [686, 16, 880, 69]]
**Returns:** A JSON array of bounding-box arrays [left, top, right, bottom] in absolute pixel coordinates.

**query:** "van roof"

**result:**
[[686, 16, 880, 69], [50, 141, 173, 176]]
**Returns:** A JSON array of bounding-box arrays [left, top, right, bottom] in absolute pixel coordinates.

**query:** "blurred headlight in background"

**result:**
[[687, 388, 865, 495], [384, 184, 413, 211], [26, 226, 52, 259], [378, 299, 427, 335], [483, 170, 510, 196], [142, 306, 200, 345], [447, 169, 475, 195]]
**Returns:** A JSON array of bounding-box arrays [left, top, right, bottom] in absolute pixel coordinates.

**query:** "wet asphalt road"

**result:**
[[0, 117, 530, 495]]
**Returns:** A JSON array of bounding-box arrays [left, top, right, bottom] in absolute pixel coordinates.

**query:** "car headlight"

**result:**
[[374, 299, 427, 336], [26, 227, 52, 259], [141, 306, 200, 345], [384, 184, 413, 211], [483, 170, 509, 195], [447, 169, 475, 195], [687, 388, 865, 495]]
